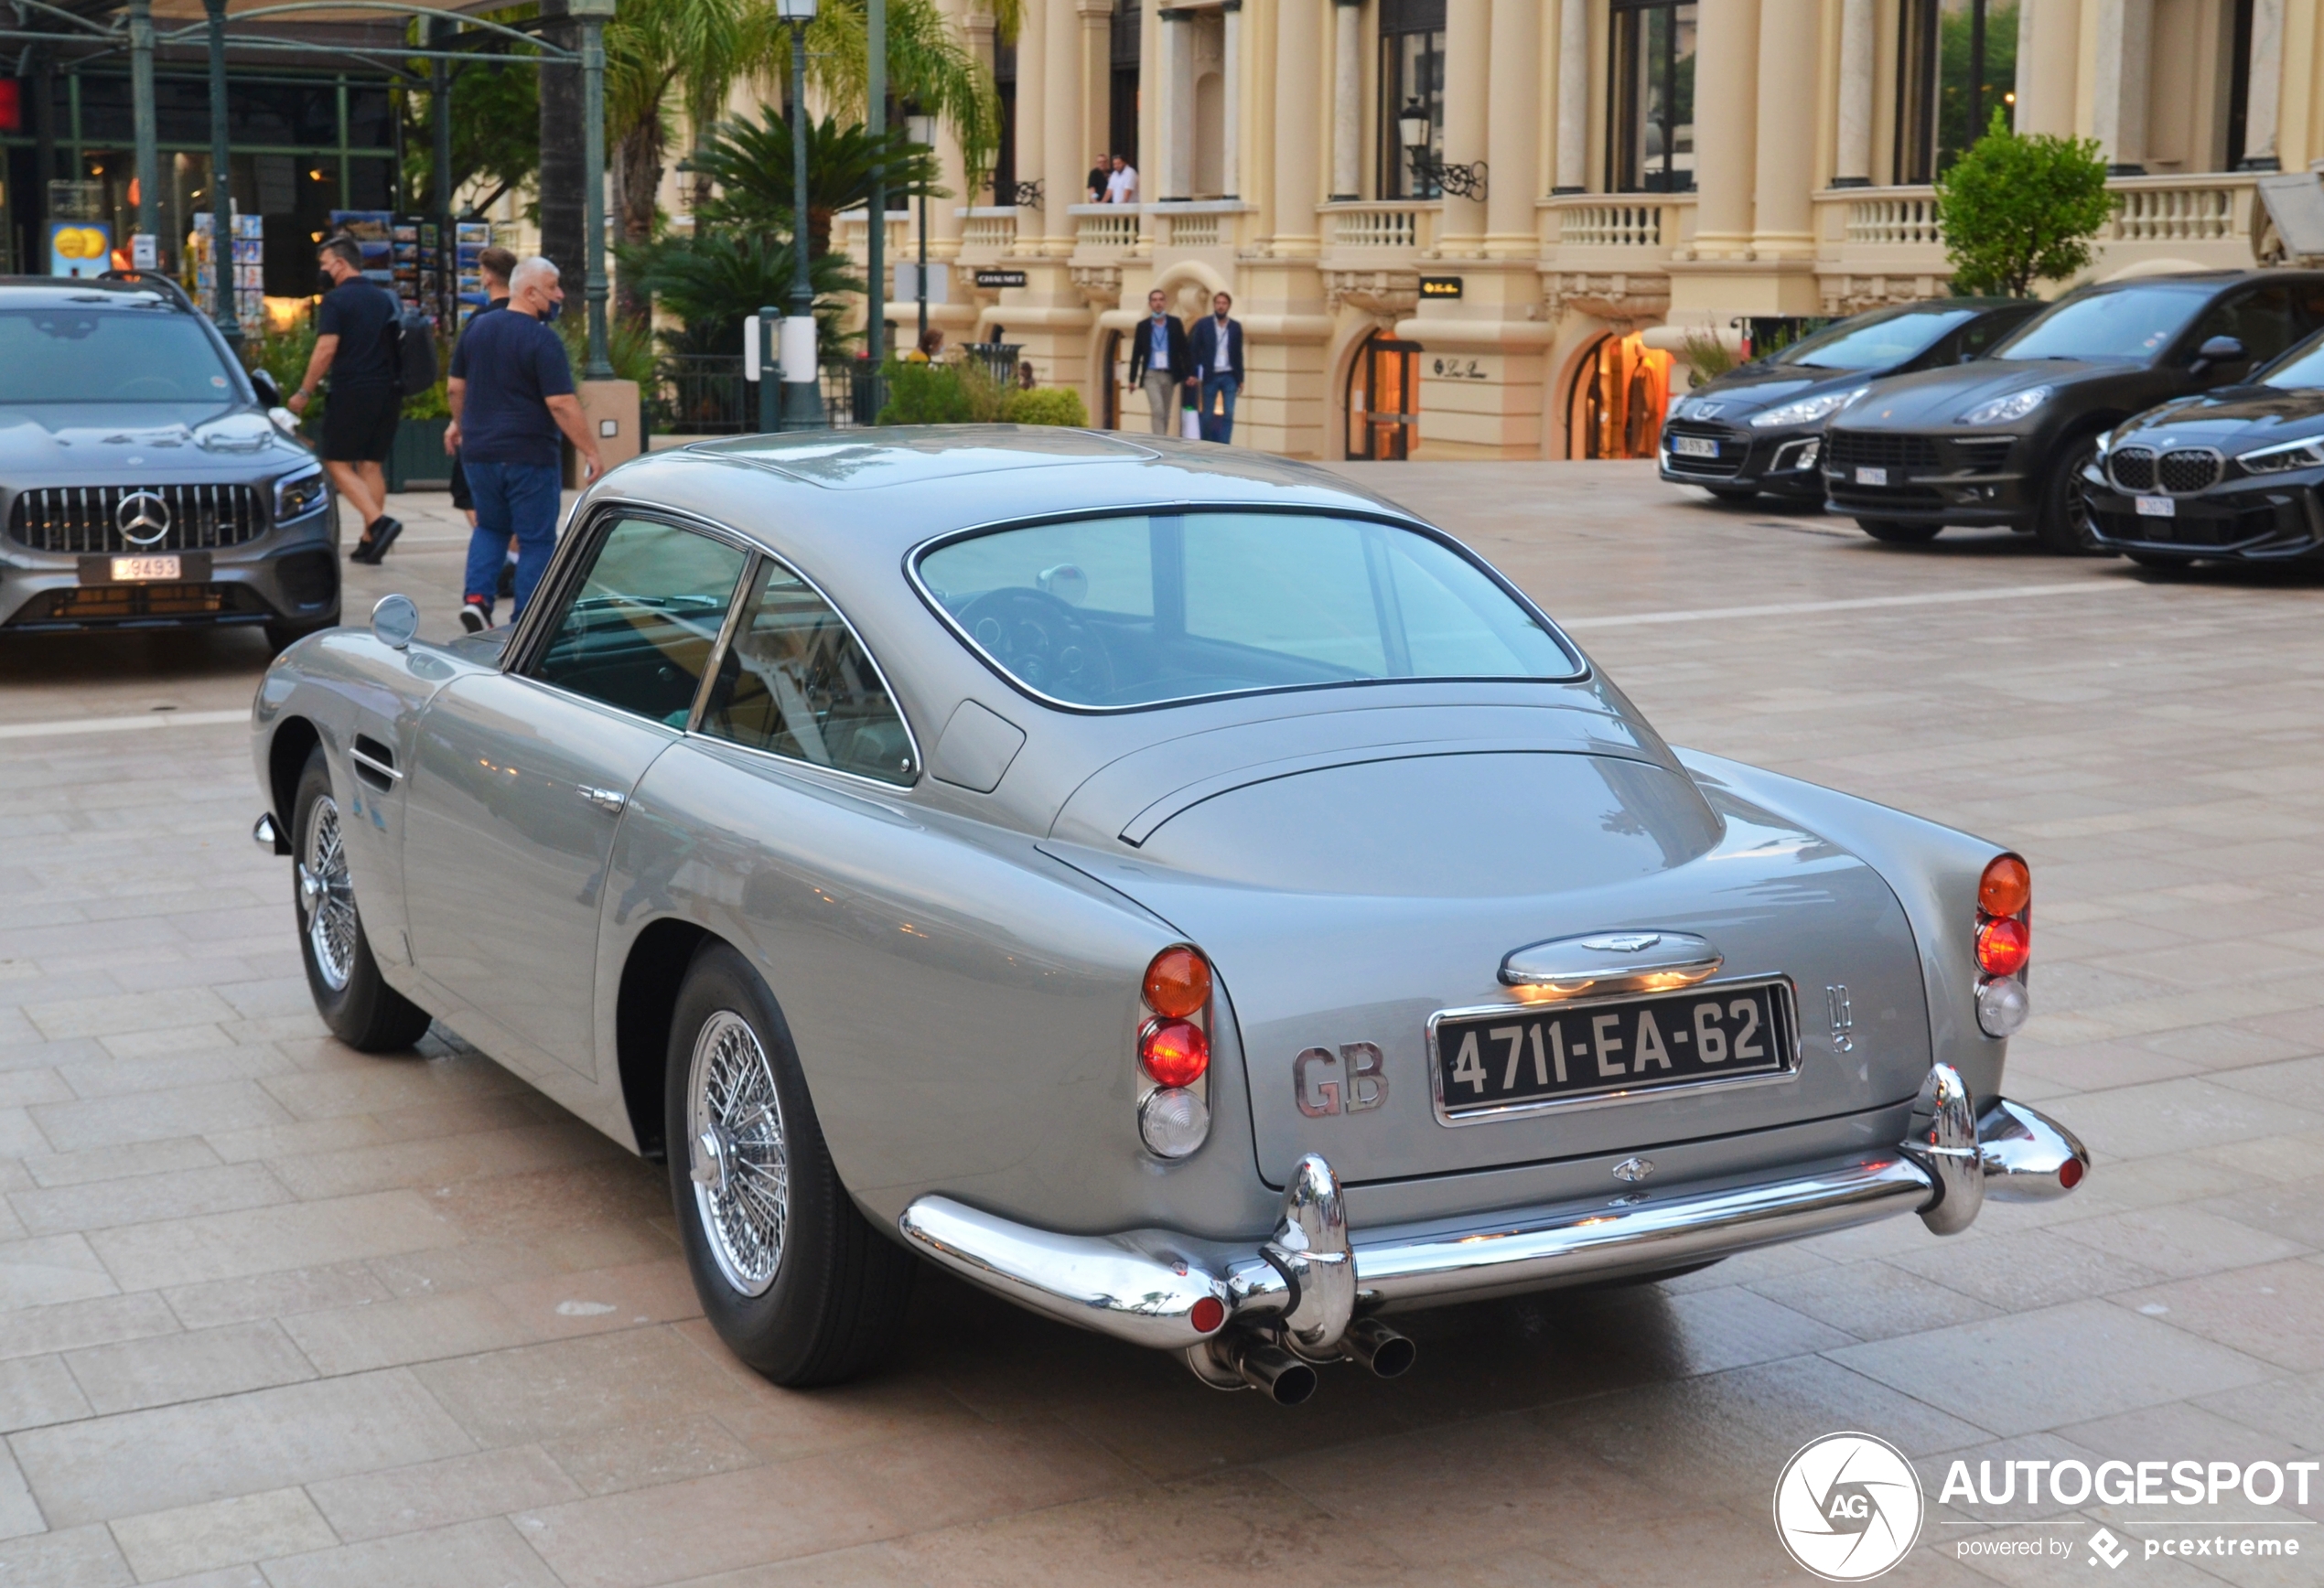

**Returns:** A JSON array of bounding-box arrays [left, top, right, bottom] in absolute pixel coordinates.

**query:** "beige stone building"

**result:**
[[842, 0, 2320, 460]]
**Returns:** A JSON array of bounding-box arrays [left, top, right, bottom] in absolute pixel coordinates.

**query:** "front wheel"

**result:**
[[1856, 519, 1943, 544], [2034, 431, 2110, 554], [666, 942, 915, 1386], [291, 745, 433, 1051]]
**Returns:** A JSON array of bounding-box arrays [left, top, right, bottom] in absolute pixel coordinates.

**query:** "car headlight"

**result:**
[[1958, 386, 2050, 426], [2236, 436, 2324, 474], [275, 467, 328, 520], [1748, 386, 1869, 429]]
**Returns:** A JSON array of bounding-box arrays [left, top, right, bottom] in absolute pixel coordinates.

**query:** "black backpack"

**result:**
[[387, 302, 438, 395]]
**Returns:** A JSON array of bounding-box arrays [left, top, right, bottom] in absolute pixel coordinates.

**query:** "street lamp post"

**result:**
[[866, 0, 886, 384], [906, 112, 934, 347], [569, 0, 617, 380], [777, 0, 824, 428], [129, 0, 158, 269], [1398, 97, 1487, 201], [202, 0, 239, 349]]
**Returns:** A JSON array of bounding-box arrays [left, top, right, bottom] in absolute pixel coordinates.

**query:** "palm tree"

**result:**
[[686, 111, 941, 259], [787, 0, 1003, 197]]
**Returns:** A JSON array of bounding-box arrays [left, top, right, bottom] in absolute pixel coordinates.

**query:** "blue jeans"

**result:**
[[463, 461, 562, 617], [1200, 374, 1240, 444]]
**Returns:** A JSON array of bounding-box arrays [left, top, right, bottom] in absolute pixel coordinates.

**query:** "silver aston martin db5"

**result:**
[[248, 428, 2086, 1403]]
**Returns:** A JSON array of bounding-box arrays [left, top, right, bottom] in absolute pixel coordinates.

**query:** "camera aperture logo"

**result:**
[[1773, 1432, 1926, 1581]]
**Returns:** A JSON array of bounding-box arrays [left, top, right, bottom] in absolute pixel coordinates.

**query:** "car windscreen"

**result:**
[[0, 310, 240, 402], [2261, 329, 2324, 389], [916, 511, 1580, 709], [1771, 308, 1974, 371], [1988, 285, 2211, 363]]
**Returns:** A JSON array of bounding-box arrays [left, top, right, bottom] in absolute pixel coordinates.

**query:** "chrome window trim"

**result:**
[[903, 501, 1590, 716], [1423, 975, 1803, 1129]]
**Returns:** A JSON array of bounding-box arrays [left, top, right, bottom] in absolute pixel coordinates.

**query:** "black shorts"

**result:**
[[321, 383, 400, 464]]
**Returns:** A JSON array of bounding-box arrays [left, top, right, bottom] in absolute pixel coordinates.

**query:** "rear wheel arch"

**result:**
[[614, 917, 715, 1160]]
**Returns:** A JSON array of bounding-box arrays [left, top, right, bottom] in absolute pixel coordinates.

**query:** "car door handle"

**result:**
[[577, 785, 627, 814]]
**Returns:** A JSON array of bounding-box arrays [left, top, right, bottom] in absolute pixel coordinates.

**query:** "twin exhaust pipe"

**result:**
[[1193, 1317, 1418, 1406]]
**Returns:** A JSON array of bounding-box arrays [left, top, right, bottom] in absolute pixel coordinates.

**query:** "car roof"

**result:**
[[0, 277, 190, 311]]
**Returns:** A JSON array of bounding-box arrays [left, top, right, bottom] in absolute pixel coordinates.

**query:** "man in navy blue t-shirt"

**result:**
[[446, 255, 603, 628]]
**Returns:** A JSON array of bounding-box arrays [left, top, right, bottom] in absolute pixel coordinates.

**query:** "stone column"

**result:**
[[1081, 0, 1114, 195], [1158, 9, 1191, 200], [1552, 0, 1587, 193], [1751, 0, 1815, 256], [1436, 0, 1490, 252], [1047, 0, 1085, 243], [1016, 0, 1049, 220], [1271, 0, 1323, 247], [2093, 0, 2151, 176], [1482, 0, 1538, 253], [1222, 0, 1243, 198], [1833, 0, 1873, 186], [2242, 0, 2285, 169], [1688, 0, 1759, 257], [2013, 0, 2075, 139], [1330, 0, 1361, 199]]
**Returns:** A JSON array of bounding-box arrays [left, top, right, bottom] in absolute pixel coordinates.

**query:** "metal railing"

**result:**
[[651, 354, 875, 435]]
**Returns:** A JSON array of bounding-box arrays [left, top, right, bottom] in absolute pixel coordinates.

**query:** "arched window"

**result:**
[[1567, 332, 1673, 461]]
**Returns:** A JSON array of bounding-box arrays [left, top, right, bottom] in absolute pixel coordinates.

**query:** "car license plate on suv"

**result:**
[[2136, 496, 2176, 518], [110, 555, 181, 581], [1855, 467, 1888, 486], [1672, 435, 1719, 458], [1430, 980, 1796, 1121]]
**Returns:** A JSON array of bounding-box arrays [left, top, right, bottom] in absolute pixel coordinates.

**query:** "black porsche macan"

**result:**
[[1659, 299, 2039, 504], [1821, 271, 2324, 552]]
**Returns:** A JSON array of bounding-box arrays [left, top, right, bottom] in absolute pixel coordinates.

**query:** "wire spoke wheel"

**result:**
[[688, 1010, 790, 1297], [300, 795, 358, 993]]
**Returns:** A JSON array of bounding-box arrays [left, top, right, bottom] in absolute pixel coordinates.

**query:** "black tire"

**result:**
[[666, 942, 914, 1386], [2033, 430, 2110, 554], [1856, 519, 1943, 544], [290, 746, 433, 1052], [1707, 487, 1759, 504], [265, 610, 339, 655]]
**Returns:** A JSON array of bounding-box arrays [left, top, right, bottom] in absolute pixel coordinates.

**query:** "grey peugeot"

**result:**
[[0, 272, 338, 651]]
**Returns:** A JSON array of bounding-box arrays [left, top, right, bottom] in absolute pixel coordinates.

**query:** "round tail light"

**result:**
[[1980, 854, 2030, 918], [1976, 917, 2030, 978], [1143, 946, 1212, 1019], [1140, 1018, 1210, 1087]]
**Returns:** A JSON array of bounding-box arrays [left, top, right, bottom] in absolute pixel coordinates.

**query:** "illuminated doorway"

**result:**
[[1348, 334, 1421, 458], [1568, 331, 1673, 459]]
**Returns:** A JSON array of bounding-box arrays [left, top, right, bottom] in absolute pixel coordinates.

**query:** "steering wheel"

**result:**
[[954, 586, 1114, 701]]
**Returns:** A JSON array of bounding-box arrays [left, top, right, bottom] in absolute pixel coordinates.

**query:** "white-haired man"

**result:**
[[445, 254, 604, 629]]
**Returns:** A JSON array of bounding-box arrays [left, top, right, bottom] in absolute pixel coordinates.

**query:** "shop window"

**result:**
[[1348, 333, 1421, 460], [1896, 0, 2017, 184], [1569, 332, 1672, 461], [1379, 0, 1445, 200], [1609, 1, 1695, 193]]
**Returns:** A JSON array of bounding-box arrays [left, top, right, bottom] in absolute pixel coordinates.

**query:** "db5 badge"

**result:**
[[1295, 1043, 1388, 1117]]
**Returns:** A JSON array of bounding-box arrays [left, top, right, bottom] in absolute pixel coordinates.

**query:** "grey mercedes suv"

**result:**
[[0, 274, 339, 651]]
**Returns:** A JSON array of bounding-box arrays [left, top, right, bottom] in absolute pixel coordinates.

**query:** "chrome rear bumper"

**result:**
[[897, 1066, 2086, 1358]]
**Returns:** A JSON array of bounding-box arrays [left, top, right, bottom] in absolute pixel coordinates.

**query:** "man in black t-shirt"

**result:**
[[446, 246, 518, 596], [289, 236, 404, 563]]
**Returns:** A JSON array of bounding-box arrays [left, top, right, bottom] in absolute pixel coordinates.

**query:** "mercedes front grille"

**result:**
[[7, 484, 270, 554]]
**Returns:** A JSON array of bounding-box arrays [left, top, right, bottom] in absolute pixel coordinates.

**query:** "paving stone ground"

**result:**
[[0, 460, 2319, 1586]]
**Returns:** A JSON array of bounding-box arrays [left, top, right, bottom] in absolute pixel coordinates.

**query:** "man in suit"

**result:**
[[1188, 290, 1244, 444], [1124, 287, 1191, 435]]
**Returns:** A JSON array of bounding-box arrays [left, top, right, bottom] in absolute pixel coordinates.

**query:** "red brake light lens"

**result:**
[[1189, 1296, 1225, 1334], [1976, 917, 2031, 977], [1980, 854, 2030, 919], [1144, 946, 1212, 1018], [1140, 1018, 1210, 1087]]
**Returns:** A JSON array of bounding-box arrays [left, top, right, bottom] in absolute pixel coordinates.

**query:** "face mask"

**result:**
[[543, 298, 564, 324]]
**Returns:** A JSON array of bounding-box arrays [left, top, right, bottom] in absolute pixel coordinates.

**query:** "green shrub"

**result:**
[[1934, 108, 2114, 297], [1002, 386, 1088, 426], [1678, 332, 1738, 384], [877, 359, 977, 424]]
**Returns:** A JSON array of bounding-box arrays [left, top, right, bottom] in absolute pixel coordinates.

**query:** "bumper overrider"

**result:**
[[898, 1065, 2085, 1403]]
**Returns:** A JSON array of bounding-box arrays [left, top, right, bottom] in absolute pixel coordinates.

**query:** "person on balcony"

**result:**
[[1105, 156, 1137, 205]]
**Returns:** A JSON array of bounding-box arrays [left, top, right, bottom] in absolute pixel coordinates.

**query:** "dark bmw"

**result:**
[[2084, 327, 2324, 568], [1822, 271, 2324, 551], [0, 274, 339, 650], [1660, 299, 2038, 503]]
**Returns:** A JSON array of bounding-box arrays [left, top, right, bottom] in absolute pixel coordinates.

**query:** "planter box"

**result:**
[[386, 415, 453, 491]]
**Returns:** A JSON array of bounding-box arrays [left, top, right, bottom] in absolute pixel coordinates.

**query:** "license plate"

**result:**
[[110, 555, 181, 581], [1430, 981, 1795, 1121], [2136, 495, 2176, 518], [1856, 467, 1888, 486], [1672, 435, 1719, 458]]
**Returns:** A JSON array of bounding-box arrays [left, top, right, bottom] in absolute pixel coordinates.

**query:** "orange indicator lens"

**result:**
[[1140, 1018, 1210, 1087], [1980, 854, 2031, 918], [1143, 946, 1212, 1018], [1976, 917, 2031, 978]]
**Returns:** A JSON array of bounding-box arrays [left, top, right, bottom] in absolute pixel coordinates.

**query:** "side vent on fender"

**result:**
[[350, 735, 402, 792]]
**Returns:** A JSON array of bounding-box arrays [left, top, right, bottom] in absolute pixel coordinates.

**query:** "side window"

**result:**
[[698, 560, 918, 786], [530, 517, 750, 727], [2190, 287, 2296, 363], [1954, 311, 2019, 361]]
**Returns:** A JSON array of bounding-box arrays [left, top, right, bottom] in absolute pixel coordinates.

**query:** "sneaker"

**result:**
[[496, 559, 516, 600], [459, 598, 492, 634], [349, 525, 377, 564], [364, 516, 404, 562]]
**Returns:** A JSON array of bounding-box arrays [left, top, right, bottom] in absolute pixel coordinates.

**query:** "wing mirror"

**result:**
[[2190, 335, 2246, 375], [249, 368, 284, 406], [371, 593, 420, 650]]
